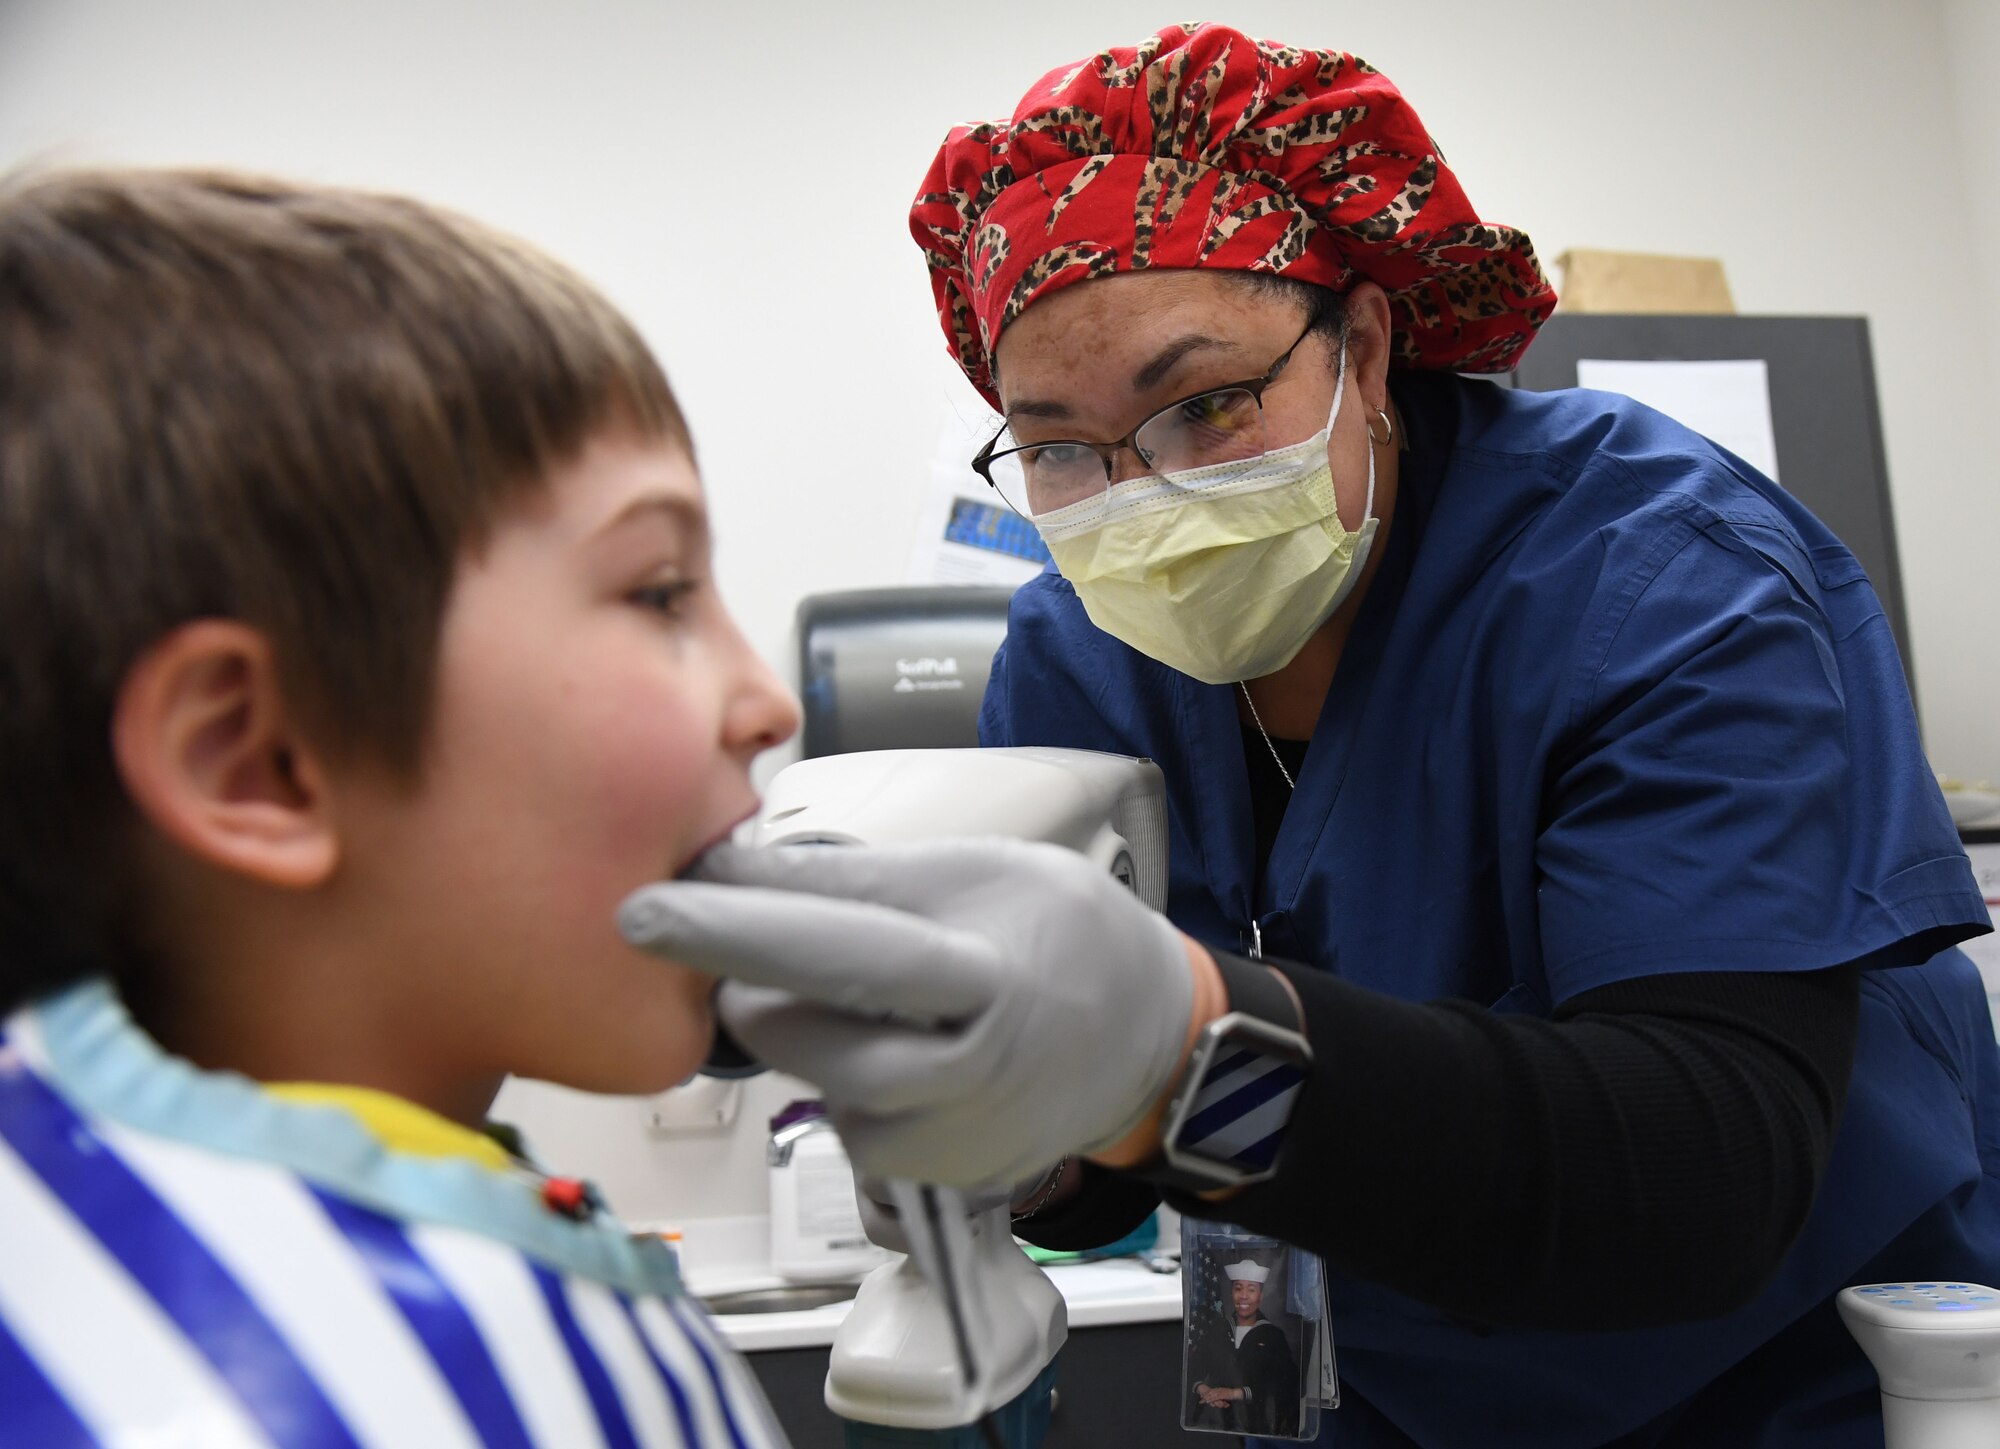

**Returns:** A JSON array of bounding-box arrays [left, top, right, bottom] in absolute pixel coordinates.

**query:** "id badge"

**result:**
[[1179, 1217, 1335, 1440]]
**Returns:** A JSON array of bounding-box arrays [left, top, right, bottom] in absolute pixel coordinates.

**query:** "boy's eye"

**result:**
[[629, 580, 699, 618]]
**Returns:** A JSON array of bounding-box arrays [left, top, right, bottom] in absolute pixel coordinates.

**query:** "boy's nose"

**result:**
[[729, 646, 800, 756]]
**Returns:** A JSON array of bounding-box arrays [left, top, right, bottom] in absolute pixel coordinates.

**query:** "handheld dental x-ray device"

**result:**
[[748, 747, 1171, 1449]]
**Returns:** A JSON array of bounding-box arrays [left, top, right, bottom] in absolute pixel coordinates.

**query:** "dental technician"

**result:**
[[623, 23, 1999, 1447]]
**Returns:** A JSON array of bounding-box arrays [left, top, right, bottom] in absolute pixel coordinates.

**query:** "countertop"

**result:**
[[702, 1255, 1185, 1354], [665, 1214, 1185, 1354]]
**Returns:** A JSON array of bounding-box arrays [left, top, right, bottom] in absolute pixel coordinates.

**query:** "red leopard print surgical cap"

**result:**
[[911, 22, 1557, 406]]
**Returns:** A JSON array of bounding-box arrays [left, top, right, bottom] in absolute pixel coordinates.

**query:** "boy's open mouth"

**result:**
[[672, 806, 761, 879]]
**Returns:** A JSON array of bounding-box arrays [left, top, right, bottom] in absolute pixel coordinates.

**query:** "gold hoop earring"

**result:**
[[1367, 406, 1394, 448]]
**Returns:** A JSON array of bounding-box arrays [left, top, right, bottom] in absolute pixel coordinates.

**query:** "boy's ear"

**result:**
[[112, 620, 339, 889]]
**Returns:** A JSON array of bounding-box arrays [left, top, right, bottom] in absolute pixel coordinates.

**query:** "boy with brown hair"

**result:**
[[0, 167, 799, 1447]]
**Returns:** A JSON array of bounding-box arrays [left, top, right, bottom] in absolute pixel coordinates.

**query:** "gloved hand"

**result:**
[[617, 839, 1198, 1188]]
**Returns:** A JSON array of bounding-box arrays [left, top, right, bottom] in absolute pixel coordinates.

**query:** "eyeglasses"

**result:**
[[972, 317, 1320, 522]]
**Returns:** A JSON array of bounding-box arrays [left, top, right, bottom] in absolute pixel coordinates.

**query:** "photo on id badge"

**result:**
[[1182, 1230, 1312, 1439]]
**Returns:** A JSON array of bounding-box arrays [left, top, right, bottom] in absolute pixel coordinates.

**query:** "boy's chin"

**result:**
[[543, 1041, 711, 1098], [530, 993, 715, 1097]]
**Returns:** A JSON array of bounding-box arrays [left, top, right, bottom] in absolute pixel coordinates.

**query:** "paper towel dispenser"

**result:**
[[796, 586, 1014, 758]]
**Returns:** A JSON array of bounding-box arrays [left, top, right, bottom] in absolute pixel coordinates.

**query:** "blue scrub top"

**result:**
[[980, 373, 1998, 1448]]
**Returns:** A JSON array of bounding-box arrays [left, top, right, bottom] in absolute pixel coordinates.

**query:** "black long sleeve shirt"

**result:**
[[1017, 729, 1864, 1332]]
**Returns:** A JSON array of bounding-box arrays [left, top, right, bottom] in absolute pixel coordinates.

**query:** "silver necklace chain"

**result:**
[[1239, 682, 1296, 791]]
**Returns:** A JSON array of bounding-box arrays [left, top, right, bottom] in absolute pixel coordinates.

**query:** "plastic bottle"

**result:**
[[767, 1100, 884, 1283]]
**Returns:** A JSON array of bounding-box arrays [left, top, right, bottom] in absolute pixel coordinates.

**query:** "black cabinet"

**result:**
[[744, 1320, 1226, 1447]]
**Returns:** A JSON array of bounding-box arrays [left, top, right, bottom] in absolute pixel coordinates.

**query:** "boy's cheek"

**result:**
[[568, 696, 708, 820]]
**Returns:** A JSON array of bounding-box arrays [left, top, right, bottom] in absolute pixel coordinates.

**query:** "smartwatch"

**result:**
[[1140, 952, 1312, 1193]]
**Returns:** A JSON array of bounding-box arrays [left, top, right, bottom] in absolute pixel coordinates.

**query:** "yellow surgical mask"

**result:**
[[1039, 340, 1378, 684]]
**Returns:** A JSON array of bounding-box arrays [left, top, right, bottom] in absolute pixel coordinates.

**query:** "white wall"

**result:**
[[5, 0, 1997, 1224], [1944, 0, 2000, 481]]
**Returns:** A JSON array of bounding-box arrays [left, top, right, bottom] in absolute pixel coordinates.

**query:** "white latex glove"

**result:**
[[617, 839, 1196, 1188]]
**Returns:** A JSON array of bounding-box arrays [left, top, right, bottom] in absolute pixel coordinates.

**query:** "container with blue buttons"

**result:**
[[1838, 1281, 2000, 1449]]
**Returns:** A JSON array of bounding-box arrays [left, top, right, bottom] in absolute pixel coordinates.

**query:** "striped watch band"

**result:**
[[1144, 953, 1313, 1193]]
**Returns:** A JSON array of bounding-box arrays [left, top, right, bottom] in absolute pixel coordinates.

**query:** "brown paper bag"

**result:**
[[1554, 249, 1736, 314]]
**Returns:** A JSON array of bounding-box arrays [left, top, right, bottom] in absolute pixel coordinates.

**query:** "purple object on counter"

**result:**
[[770, 1099, 826, 1134]]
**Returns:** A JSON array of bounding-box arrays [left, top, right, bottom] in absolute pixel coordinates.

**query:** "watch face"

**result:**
[[1165, 1013, 1311, 1185]]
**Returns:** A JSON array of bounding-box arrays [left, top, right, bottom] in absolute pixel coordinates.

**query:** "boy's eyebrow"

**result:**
[[595, 492, 709, 544]]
